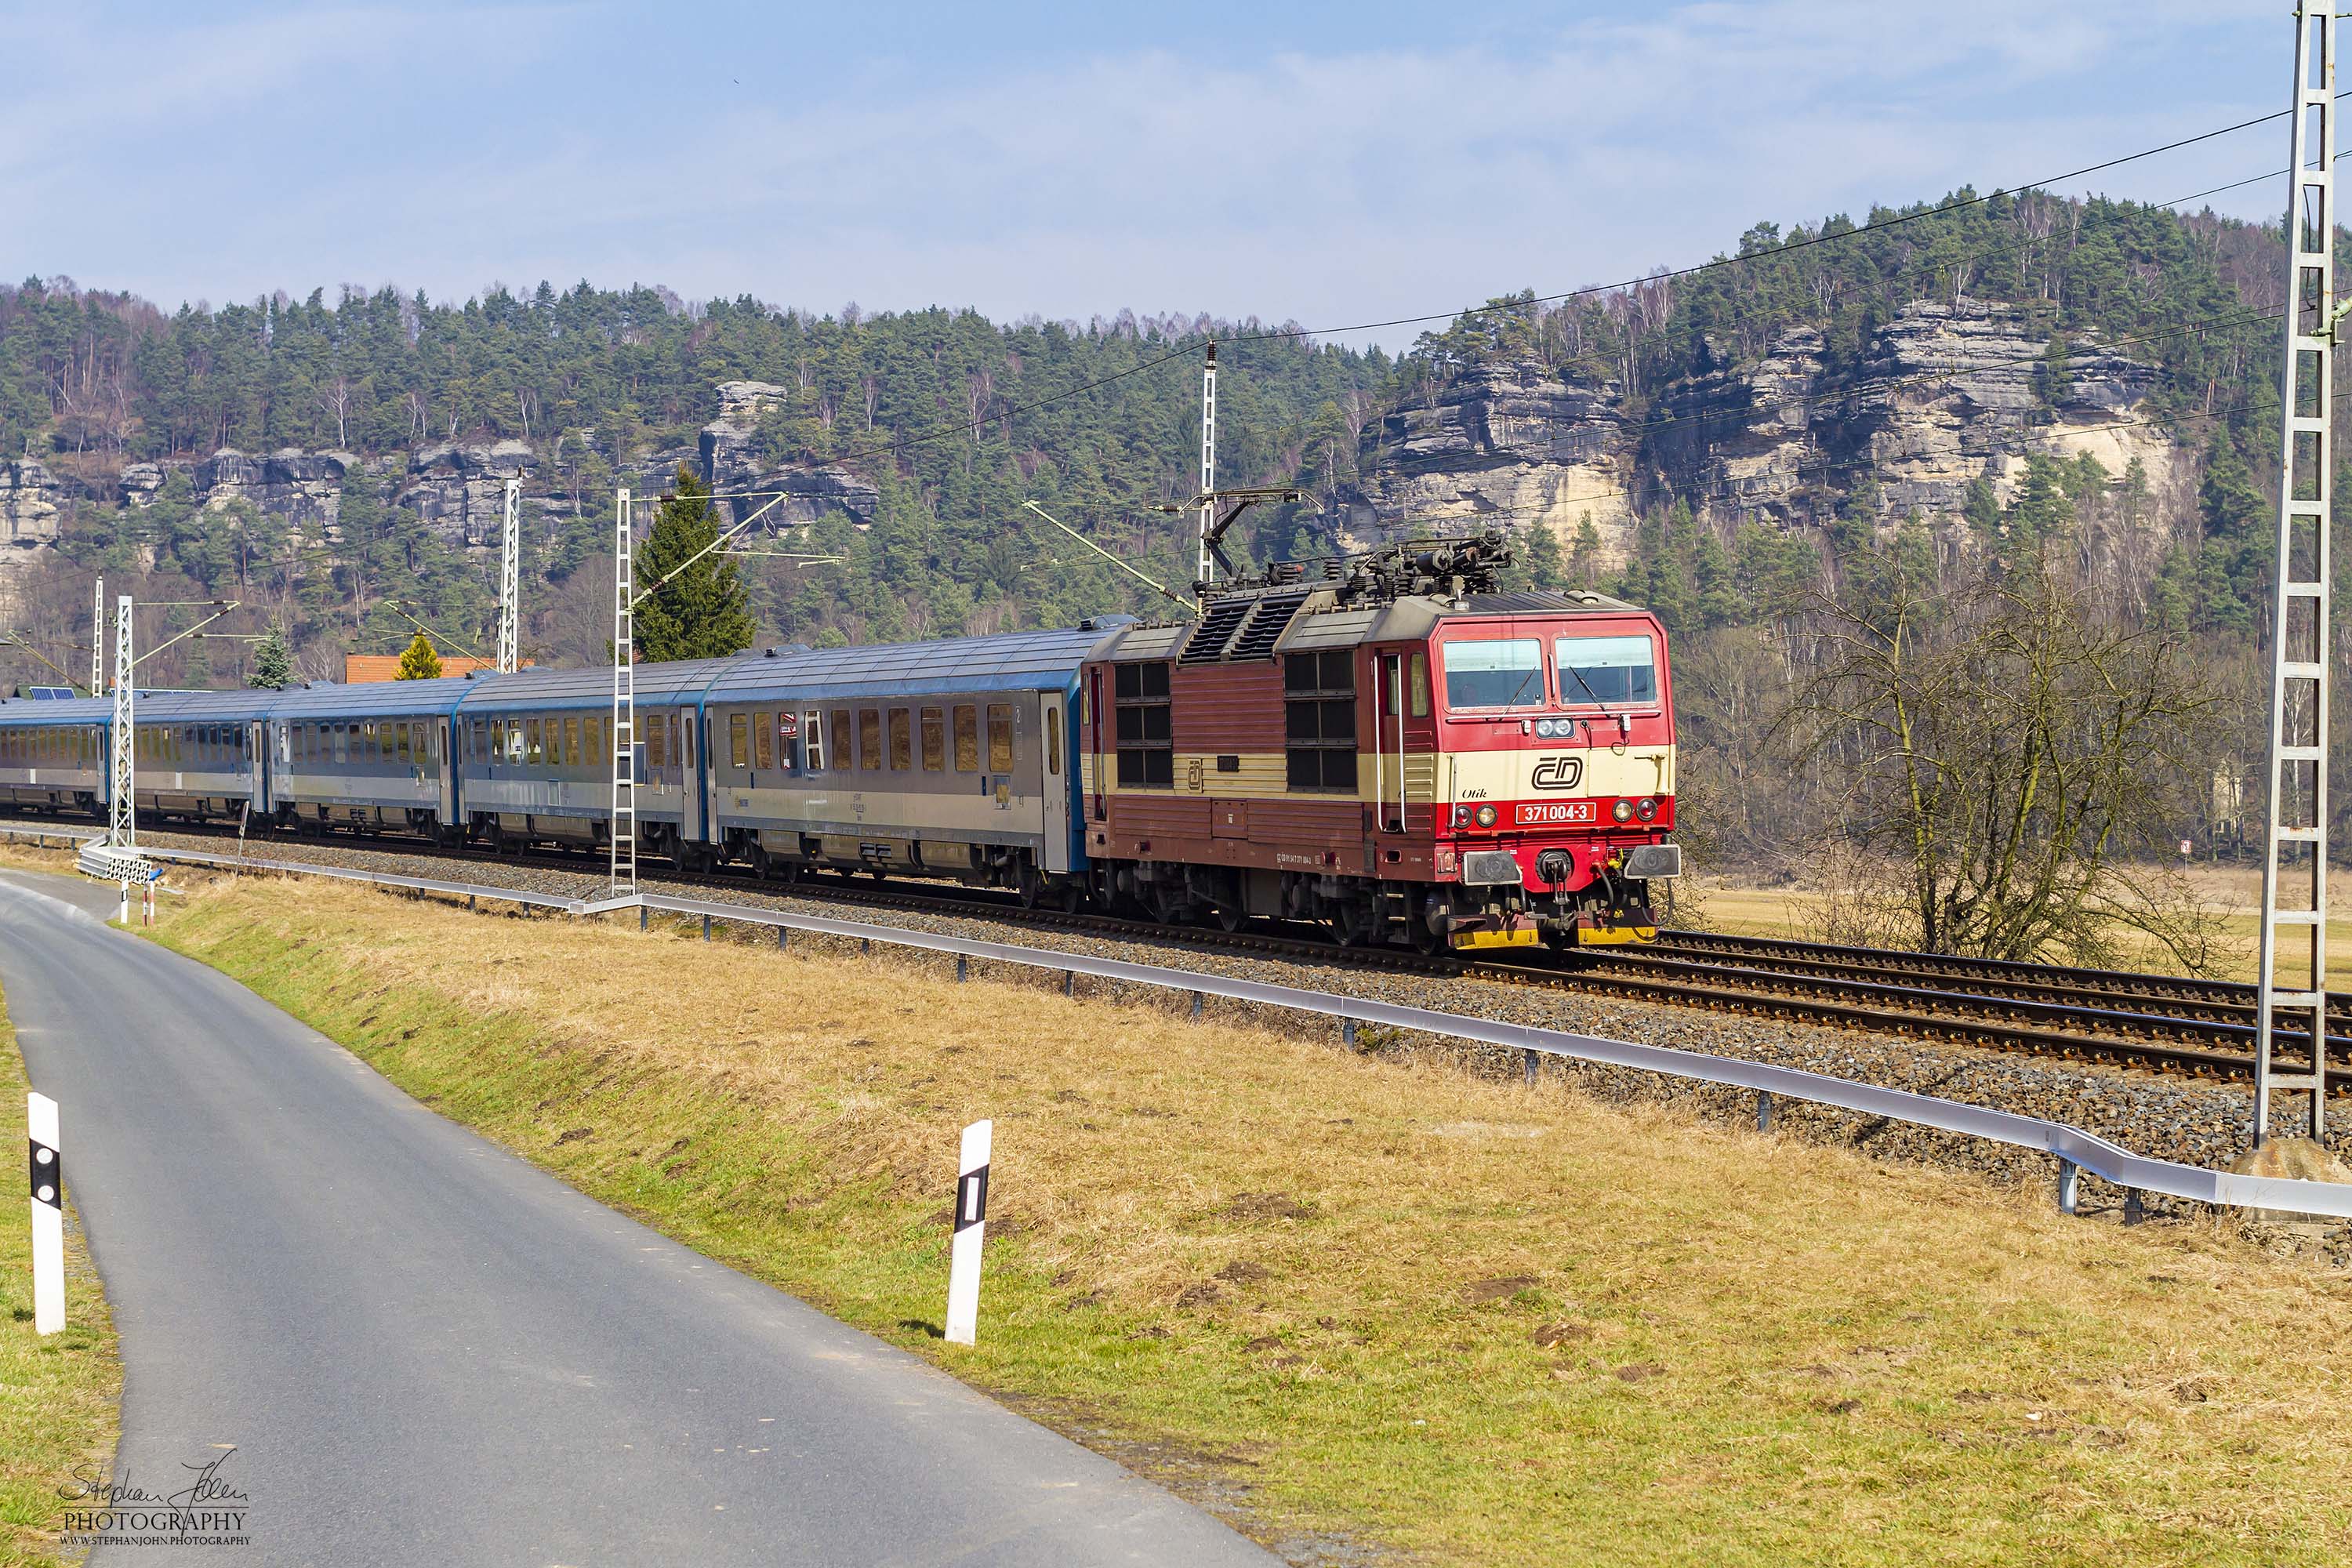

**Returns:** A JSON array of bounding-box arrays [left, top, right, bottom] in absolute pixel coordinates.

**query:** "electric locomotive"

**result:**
[[1077, 531, 1679, 950]]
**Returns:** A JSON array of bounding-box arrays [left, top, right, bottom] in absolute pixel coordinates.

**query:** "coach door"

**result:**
[[677, 706, 705, 843], [437, 717, 457, 822], [248, 720, 268, 811], [1040, 693, 1072, 873]]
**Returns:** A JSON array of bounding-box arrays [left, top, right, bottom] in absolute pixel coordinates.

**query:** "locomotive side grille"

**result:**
[[1222, 590, 1310, 662], [1178, 599, 1254, 665]]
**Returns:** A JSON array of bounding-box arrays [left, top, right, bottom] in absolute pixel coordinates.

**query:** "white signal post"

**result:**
[[944, 1119, 992, 1346], [609, 488, 637, 898], [27, 1092, 62, 1334], [109, 595, 134, 852], [1196, 344, 1218, 587], [2255, 2, 2337, 1145], [498, 477, 521, 675]]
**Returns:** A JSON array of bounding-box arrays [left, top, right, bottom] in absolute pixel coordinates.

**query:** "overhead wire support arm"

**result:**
[[129, 601, 238, 670], [627, 491, 788, 612], [1020, 502, 1196, 616]]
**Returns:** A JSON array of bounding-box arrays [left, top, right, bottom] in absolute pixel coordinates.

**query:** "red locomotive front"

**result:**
[[1078, 532, 1679, 951]]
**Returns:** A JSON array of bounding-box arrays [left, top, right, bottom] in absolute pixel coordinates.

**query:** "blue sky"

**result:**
[[1, 1, 2298, 348]]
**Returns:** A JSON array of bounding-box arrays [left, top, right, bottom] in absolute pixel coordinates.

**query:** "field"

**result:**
[[0, 978, 121, 1566], [1686, 866, 2352, 983], [101, 862, 2352, 1567]]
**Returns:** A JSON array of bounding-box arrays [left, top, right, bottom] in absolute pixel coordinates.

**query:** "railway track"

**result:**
[[4, 812, 2337, 1091]]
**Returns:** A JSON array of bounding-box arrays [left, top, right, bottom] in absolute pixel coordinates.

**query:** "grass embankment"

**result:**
[[140, 870, 2352, 1566], [0, 982, 121, 1565]]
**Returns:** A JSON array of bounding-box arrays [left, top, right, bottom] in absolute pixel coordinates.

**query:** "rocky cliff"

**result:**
[[1344, 297, 2197, 566], [699, 379, 880, 529]]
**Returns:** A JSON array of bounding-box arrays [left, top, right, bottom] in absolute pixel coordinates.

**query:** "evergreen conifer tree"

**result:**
[[394, 631, 443, 680], [637, 465, 754, 662], [247, 622, 295, 688], [1522, 521, 1566, 590]]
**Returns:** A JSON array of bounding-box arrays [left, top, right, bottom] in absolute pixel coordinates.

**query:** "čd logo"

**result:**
[[1530, 756, 1584, 791]]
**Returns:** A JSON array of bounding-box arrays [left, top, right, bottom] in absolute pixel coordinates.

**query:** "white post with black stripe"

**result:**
[[27, 1092, 62, 1334], [944, 1119, 991, 1346]]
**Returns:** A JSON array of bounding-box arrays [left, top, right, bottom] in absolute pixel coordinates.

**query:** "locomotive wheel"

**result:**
[[1211, 903, 1245, 935]]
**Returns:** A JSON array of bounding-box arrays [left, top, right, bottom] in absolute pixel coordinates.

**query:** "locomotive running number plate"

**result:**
[[1516, 802, 1595, 826]]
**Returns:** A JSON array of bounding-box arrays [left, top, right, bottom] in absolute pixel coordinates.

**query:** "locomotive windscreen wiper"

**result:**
[[1561, 662, 1632, 739]]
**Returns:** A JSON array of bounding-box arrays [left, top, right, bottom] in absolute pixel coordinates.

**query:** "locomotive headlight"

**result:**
[[1611, 799, 1635, 824], [1534, 718, 1559, 739], [1635, 797, 1658, 822], [1474, 804, 1498, 829]]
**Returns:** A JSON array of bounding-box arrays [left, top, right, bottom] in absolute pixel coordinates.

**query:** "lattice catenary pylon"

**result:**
[[2253, 0, 2337, 1145]]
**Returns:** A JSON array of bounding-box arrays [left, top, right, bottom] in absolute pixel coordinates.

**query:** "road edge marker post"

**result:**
[[945, 1119, 991, 1346], [28, 1092, 62, 1334]]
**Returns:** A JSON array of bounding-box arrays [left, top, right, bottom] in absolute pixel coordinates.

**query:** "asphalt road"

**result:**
[[0, 869, 1278, 1567]]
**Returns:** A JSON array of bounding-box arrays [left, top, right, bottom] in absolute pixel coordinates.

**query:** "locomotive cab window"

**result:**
[[1443, 638, 1544, 710], [1285, 651, 1358, 792], [1555, 634, 1657, 706], [1112, 661, 1173, 788]]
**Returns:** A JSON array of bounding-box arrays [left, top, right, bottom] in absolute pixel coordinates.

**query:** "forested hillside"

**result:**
[[0, 180, 2319, 734]]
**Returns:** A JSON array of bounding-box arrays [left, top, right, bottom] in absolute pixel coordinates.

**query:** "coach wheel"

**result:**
[[748, 842, 771, 879]]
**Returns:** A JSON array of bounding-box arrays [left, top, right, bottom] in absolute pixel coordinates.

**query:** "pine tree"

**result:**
[[1570, 514, 1603, 587], [247, 622, 295, 688], [636, 464, 754, 662], [1522, 521, 1566, 590], [394, 631, 443, 680]]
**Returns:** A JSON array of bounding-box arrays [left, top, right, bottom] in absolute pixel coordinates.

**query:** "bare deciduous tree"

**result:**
[[1779, 542, 2220, 967]]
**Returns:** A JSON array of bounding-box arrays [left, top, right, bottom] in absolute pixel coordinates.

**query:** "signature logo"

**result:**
[[1530, 755, 1584, 791]]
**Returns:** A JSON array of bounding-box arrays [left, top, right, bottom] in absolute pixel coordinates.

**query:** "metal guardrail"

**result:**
[[12, 829, 2349, 1220]]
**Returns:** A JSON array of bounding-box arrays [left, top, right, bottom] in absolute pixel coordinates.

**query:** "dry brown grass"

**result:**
[[0, 969, 121, 1565], [96, 862, 2352, 1564]]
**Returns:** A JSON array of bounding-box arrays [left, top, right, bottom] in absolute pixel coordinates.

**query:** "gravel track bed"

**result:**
[[16, 818, 2347, 1254]]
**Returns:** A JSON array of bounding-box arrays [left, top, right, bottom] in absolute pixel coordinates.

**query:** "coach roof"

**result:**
[[703, 626, 1103, 703]]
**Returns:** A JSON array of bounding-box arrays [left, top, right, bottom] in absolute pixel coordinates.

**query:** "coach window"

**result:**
[[987, 704, 1014, 773], [397, 723, 412, 764], [804, 710, 825, 771], [1443, 638, 1544, 710], [580, 715, 599, 765], [857, 707, 882, 771], [1046, 706, 1062, 776], [828, 709, 851, 774], [729, 713, 750, 770], [560, 717, 578, 768], [889, 708, 912, 771], [953, 705, 979, 772], [777, 715, 801, 774], [644, 715, 664, 770], [527, 719, 544, 764], [1285, 652, 1358, 792], [755, 711, 775, 771], [1112, 661, 1173, 788], [920, 707, 945, 771]]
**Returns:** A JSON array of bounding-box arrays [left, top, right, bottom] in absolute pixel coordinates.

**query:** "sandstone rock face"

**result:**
[[1355, 298, 2192, 567], [398, 439, 536, 547], [0, 460, 62, 550], [697, 378, 880, 529], [192, 447, 357, 534], [1343, 359, 1637, 566]]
